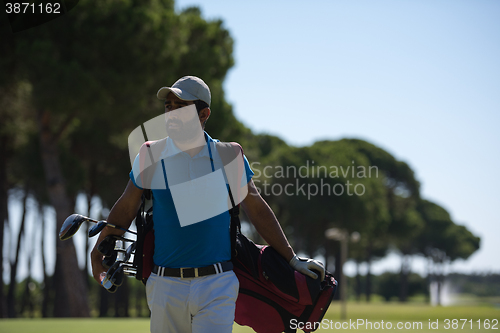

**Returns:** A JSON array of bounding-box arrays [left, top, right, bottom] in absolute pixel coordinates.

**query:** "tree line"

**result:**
[[0, 0, 479, 317], [248, 138, 480, 304]]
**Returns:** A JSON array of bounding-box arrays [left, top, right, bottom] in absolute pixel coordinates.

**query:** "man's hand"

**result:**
[[91, 248, 106, 284], [289, 255, 326, 281], [90, 180, 143, 285]]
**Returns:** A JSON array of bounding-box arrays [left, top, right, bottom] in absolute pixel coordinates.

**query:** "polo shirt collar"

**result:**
[[162, 132, 213, 159]]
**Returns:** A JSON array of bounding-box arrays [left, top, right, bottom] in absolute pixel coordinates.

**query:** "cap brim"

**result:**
[[157, 87, 198, 101]]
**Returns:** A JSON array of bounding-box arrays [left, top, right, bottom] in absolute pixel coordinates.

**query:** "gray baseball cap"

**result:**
[[157, 76, 211, 107]]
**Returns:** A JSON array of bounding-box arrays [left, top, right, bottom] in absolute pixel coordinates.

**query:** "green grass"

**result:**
[[315, 303, 500, 333], [0, 318, 150, 333], [0, 302, 498, 333], [325, 302, 500, 321]]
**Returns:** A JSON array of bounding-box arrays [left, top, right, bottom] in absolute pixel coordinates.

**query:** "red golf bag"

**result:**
[[229, 206, 337, 333]]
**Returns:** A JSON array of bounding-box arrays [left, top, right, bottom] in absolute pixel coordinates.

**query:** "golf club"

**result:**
[[103, 261, 136, 290], [95, 220, 136, 235], [88, 221, 138, 238], [59, 213, 137, 240], [60, 214, 140, 293], [101, 275, 118, 293], [98, 235, 135, 246], [108, 263, 125, 287], [59, 214, 94, 240], [98, 236, 136, 257], [112, 266, 125, 286], [123, 269, 137, 276], [106, 259, 136, 287], [102, 252, 118, 269], [97, 236, 117, 257], [88, 221, 108, 238], [125, 242, 137, 261]]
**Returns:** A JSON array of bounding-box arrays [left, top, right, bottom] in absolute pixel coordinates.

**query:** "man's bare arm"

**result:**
[[90, 180, 143, 283], [241, 179, 325, 281], [240, 179, 295, 262]]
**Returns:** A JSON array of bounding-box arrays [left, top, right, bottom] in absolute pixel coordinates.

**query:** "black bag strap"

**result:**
[[213, 142, 244, 259], [227, 185, 240, 259], [133, 188, 153, 282], [133, 192, 146, 281]]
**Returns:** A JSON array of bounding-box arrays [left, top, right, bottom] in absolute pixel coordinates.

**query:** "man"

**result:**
[[91, 76, 324, 332]]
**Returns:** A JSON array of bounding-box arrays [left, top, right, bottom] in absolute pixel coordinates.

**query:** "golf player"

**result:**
[[90, 76, 325, 332]]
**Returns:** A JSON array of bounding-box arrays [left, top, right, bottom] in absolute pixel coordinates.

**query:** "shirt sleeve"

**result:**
[[129, 153, 144, 190], [242, 154, 254, 185]]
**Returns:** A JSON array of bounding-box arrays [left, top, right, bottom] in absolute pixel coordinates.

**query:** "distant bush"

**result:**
[[346, 272, 428, 302], [376, 272, 428, 302], [446, 273, 500, 297]]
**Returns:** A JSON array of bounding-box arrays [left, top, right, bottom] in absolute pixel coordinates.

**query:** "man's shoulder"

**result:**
[[144, 137, 168, 148], [214, 141, 243, 153], [205, 132, 243, 154], [137, 137, 168, 154], [212, 141, 246, 169], [134, 138, 170, 169]]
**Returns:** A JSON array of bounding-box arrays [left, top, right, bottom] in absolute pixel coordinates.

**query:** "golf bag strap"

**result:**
[[137, 191, 145, 221], [213, 142, 244, 259], [139, 189, 153, 222], [143, 189, 153, 214], [228, 187, 240, 259], [133, 193, 146, 280], [133, 189, 153, 283]]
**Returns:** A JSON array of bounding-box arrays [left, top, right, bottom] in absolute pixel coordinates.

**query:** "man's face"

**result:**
[[164, 92, 194, 113], [164, 93, 202, 142]]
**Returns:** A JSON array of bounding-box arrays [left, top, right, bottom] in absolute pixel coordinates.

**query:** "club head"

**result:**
[[101, 275, 118, 293], [97, 236, 117, 257], [102, 252, 118, 269], [107, 261, 120, 277], [123, 242, 137, 262], [107, 261, 124, 287], [88, 221, 107, 238], [123, 266, 137, 276], [110, 265, 125, 287], [59, 214, 91, 240]]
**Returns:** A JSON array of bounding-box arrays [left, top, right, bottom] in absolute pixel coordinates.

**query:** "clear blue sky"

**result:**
[[175, 0, 500, 274]]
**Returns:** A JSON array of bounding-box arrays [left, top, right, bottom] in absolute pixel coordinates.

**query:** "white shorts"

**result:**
[[146, 270, 239, 333]]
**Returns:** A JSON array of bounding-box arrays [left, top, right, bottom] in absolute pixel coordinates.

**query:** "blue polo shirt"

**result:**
[[129, 133, 253, 268]]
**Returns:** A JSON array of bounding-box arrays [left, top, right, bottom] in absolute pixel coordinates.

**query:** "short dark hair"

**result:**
[[193, 100, 209, 128], [193, 100, 209, 113]]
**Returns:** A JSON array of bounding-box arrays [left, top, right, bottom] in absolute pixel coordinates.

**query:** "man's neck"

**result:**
[[172, 132, 207, 157]]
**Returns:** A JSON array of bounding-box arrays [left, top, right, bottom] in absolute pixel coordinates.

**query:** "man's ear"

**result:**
[[199, 107, 211, 124]]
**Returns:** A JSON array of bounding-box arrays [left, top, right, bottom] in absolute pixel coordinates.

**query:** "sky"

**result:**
[[3, 0, 500, 284], [172, 0, 500, 275]]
